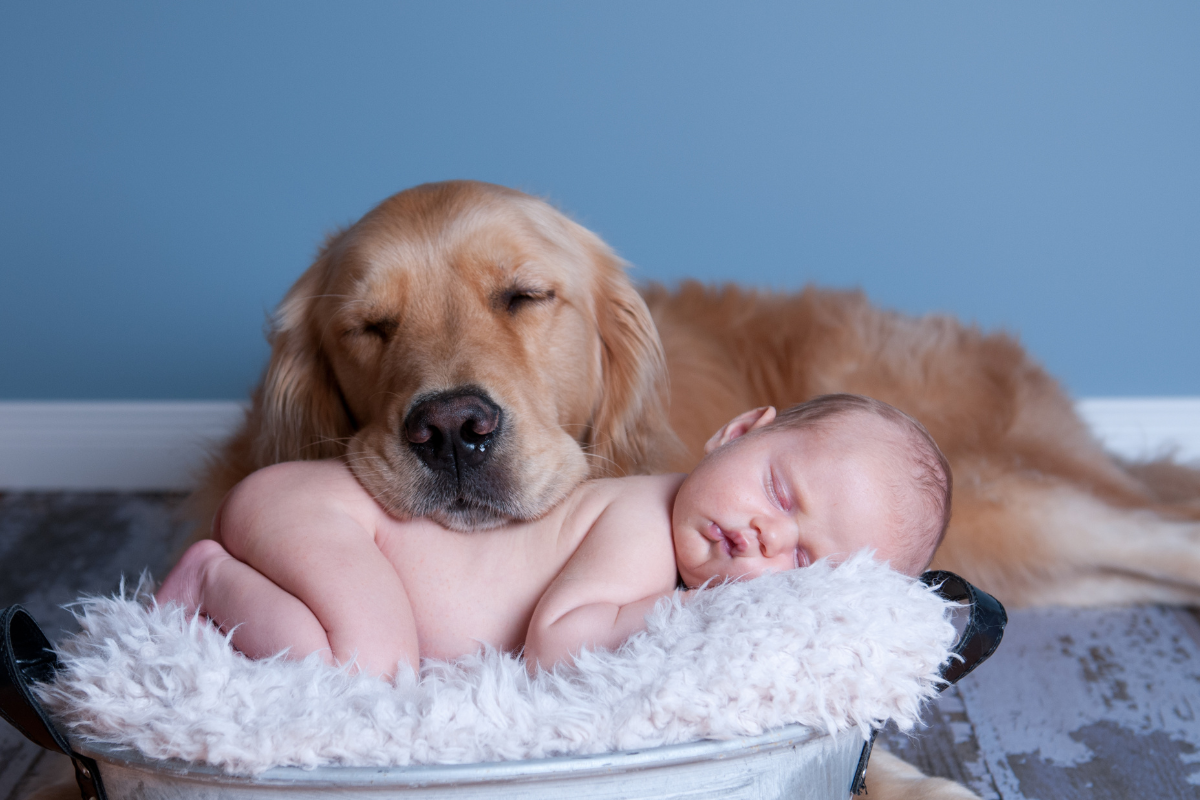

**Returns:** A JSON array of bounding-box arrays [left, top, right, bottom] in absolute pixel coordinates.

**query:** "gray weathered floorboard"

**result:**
[[0, 492, 192, 642], [0, 736, 43, 800], [879, 686, 1002, 799], [958, 606, 1200, 799], [0, 492, 193, 800]]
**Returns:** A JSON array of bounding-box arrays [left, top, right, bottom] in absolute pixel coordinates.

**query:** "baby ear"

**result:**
[[704, 406, 777, 453]]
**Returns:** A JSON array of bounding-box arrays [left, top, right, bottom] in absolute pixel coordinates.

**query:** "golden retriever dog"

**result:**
[[175, 178, 1200, 800]]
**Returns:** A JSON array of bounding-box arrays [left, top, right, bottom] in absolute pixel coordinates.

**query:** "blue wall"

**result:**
[[2, 2, 1197, 399]]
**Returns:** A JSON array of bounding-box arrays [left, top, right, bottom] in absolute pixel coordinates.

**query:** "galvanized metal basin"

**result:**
[[79, 725, 864, 800]]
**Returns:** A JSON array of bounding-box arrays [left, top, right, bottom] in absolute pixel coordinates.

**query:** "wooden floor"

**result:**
[[2, 492, 1199, 799]]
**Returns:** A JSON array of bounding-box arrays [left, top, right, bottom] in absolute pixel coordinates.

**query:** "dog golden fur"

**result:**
[[175, 178, 1200, 799], [647, 283, 1200, 607]]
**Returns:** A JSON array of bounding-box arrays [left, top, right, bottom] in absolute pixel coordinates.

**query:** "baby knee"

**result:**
[[156, 539, 231, 612], [185, 537, 231, 565]]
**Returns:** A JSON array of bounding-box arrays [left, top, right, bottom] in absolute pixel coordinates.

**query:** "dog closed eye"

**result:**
[[360, 318, 399, 341], [496, 286, 556, 314], [339, 317, 399, 343]]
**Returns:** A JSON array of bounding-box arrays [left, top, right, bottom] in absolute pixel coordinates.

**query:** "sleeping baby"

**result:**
[[158, 393, 952, 678]]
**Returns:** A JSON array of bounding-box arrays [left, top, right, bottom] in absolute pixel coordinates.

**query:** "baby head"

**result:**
[[672, 393, 952, 587]]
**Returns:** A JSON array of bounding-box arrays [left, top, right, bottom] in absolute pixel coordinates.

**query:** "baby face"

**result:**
[[672, 417, 913, 587]]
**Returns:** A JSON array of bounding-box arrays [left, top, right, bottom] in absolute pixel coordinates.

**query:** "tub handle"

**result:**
[[922, 570, 1008, 686], [851, 570, 1008, 795], [0, 604, 108, 800]]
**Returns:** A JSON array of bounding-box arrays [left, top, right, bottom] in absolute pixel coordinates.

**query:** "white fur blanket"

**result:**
[[38, 553, 956, 775]]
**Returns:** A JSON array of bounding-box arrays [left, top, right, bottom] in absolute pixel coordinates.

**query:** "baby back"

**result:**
[[372, 494, 593, 661]]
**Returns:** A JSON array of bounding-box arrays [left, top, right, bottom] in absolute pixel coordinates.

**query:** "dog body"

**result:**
[[646, 282, 1200, 607]]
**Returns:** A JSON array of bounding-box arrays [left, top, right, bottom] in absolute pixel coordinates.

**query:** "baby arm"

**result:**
[[157, 460, 418, 678], [524, 479, 682, 672]]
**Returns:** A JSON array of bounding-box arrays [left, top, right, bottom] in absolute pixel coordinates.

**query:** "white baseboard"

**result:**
[[0, 402, 245, 490], [1075, 398, 1200, 464], [0, 399, 1197, 490]]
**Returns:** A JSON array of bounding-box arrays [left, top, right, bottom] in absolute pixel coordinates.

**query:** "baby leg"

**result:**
[[156, 538, 223, 614], [157, 539, 334, 665]]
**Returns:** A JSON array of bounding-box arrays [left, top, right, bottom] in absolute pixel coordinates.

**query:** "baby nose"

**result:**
[[756, 519, 793, 558]]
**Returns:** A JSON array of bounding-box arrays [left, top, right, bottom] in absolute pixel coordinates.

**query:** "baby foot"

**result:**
[[156, 538, 229, 614]]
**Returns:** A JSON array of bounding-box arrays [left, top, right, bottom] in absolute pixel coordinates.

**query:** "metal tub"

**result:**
[[3, 573, 1006, 800], [77, 726, 863, 800]]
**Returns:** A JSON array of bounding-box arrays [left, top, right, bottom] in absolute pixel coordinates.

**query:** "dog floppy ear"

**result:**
[[247, 235, 355, 467], [588, 245, 682, 477], [189, 234, 355, 538]]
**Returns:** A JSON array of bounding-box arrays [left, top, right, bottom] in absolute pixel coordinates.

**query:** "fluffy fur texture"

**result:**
[[39, 554, 955, 776]]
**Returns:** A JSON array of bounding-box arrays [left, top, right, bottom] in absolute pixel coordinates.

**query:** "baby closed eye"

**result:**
[[767, 468, 791, 511]]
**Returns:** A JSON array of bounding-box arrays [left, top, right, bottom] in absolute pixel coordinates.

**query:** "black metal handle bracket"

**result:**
[[851, 570, 1008, 795], [0, 605, 107, 800]]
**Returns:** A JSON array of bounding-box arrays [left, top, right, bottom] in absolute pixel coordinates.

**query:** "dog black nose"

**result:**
[[404, 390, 502, 474]]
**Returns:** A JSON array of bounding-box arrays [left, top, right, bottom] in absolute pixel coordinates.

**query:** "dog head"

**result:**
[[247, 181, 676, 529]]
